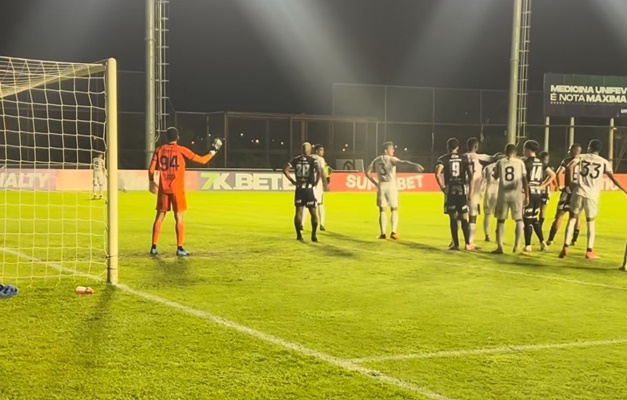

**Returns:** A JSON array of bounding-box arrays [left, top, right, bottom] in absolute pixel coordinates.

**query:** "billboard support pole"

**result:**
[[568, 117, 575, 148], [609, 118, 615, 168], [544, 116, 550, 152]]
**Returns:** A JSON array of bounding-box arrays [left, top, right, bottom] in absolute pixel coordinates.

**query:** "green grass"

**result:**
[[2, 191, 627, 399]]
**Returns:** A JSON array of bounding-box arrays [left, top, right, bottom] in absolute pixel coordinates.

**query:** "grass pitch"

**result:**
[[2, 191, 627, 399]]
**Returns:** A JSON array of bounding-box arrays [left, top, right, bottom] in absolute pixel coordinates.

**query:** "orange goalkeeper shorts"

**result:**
[[156, 190, 187, 213]]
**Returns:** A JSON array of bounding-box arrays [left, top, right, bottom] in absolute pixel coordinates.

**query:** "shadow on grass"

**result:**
[[467, 247, 619, 274], [67, 284, 115, 383], [315, 243, 357, 259], [150, 256, 195, 287], [325, 230, 453, 257]]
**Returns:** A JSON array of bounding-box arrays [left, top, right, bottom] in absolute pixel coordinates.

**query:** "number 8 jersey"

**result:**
[[496, 156, 527, 200], [150, 144, 197, 194], [573, 153, 612, 199]]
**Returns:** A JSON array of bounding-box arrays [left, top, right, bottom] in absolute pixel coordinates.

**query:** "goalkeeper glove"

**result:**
[[210, 138, 224, 153]]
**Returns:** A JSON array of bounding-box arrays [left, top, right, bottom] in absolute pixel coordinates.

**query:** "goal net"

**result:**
[[0, 56, 118, 285]]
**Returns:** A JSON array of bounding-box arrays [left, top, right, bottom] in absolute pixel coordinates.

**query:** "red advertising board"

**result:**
[[329, 173, 441, 192], [329, 172, 627, 193], [5, 169, 627, 193]]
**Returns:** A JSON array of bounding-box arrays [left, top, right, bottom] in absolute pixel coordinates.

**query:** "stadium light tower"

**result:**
[[507, 0, 532, 146], [146, 0, 155, 167], [146, 0, 170, 167]]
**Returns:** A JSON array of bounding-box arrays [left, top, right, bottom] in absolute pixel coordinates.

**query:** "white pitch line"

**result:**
[[0, 248, 454, 400], [350, 338, 627, 364]]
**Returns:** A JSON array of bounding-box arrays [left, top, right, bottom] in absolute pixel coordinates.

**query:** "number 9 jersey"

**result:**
[[149, 144, 197, 194]]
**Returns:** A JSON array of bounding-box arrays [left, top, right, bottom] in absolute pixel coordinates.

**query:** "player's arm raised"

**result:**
[[365, 161, 379, 187], [394, 157, 425, 172], [283, 161, 297, 186], [185, 138, 223, 165]]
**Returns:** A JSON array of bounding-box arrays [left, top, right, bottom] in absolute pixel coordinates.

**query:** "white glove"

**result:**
[[211, 138, 223, 152]]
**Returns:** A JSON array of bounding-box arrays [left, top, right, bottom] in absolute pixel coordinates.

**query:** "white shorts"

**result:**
[[483, 190, 498, 215], [93, 174, 105, 185], [314, 186, 324, 205], [495, 196, 523, 221], [569, 193, 599, 219], [469, 192, 482, 217], [377, 184, 399, 209]]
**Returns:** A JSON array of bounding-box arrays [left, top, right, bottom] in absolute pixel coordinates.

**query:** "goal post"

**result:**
[[106, 58, 119, 285], [0, 56, 118, 285]]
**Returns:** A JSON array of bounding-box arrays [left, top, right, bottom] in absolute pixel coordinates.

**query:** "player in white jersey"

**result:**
[[366, 141, 424, 240], [311, 145, 329, 231], [559, 139, 627, 259], [482, 162, 499, 242], [92, 153, 106, 199], [493, 144, 529, 254], [464, 137, 498, 247]]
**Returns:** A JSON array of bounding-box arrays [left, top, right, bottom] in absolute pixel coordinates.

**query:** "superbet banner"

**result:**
[[544, 73, 627, 118], [329, 173, 440, 192]]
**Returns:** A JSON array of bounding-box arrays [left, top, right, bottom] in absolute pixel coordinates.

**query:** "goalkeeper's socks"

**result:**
[[176, 222, 185, 247], [152, 221, 162, 246]]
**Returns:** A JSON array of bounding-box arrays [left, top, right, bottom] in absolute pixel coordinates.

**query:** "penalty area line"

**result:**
[[350, 338, 627, 364], [0, 247, 456, 400]]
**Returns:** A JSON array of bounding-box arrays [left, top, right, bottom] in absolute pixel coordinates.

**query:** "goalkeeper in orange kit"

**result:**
[[148, 127, 223, 256]]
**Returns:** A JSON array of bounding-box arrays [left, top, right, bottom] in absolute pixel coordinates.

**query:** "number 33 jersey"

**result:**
[[150, 144, 197, 194], [573, 153, 612, 200]]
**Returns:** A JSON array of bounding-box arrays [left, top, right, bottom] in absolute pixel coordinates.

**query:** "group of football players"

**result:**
[[365, 136, 627, 263], [146, 126, 627, 269]]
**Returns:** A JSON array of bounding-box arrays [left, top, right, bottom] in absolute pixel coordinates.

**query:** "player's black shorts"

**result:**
[[541, 192, 550, 206], [444, 194, 468, 215], [524, 193, 543, 219], [557, 190, 572, 212], [295, 187, 317, 208]]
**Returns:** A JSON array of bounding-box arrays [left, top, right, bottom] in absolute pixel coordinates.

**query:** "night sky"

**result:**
[[1, 0, 626, 115]]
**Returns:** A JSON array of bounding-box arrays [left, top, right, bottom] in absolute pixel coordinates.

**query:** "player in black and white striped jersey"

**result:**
[[522, 141, 555, 253]]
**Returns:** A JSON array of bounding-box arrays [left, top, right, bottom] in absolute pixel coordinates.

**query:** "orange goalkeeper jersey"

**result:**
[[149, 144, 197, 194]]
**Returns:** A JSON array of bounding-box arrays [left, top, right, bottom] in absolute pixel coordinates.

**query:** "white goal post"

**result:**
[[0, 56, 118, 285]]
